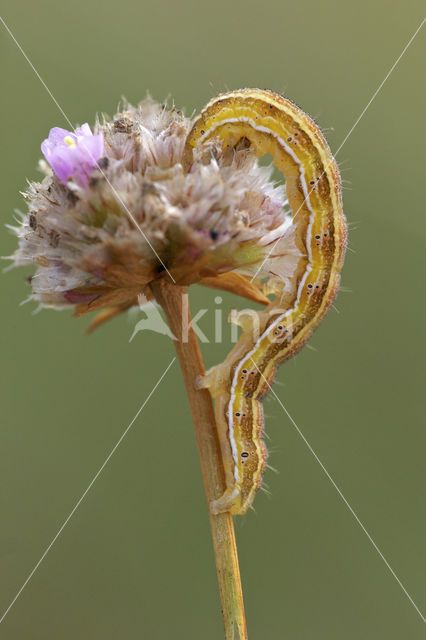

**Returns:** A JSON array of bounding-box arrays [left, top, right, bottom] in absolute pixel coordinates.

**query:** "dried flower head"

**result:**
[[10, 96, 300, 329]]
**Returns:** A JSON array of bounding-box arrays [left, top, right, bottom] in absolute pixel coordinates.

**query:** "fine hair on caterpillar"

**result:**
[[185, 88, 347, 515]]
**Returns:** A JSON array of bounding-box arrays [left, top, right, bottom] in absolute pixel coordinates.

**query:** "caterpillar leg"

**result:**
[[195, 316, 265, 395], [194, 364, 225, 395], [195, 353, 237, 396], [210, 486, 242, 515]]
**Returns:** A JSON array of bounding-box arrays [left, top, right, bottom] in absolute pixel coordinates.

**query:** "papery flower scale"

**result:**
[[10, 97, 300, 330]]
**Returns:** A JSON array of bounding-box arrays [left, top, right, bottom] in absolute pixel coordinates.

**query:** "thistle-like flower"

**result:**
[[10, 96, 299, 329]]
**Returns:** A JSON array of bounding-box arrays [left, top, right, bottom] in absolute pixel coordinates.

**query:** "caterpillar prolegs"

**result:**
[[183, 89, 347, 515]]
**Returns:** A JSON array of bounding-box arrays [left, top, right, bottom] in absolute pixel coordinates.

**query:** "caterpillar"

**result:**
[[183, 89, 347, 515]]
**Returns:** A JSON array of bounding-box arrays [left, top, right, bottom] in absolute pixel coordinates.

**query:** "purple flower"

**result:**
[[41, 123, 104, 186]]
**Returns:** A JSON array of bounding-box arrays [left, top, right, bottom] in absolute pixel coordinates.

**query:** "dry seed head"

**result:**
[[10, 96, 300, 327]]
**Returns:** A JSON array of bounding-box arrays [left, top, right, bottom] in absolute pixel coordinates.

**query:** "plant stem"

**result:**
[[151, 280, 247, 640]]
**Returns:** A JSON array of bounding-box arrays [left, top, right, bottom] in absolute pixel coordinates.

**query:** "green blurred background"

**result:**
[[0, 1, 424, 638]]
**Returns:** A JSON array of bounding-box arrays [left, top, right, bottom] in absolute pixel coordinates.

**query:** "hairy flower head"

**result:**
[[10, 96, 300, 329]]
